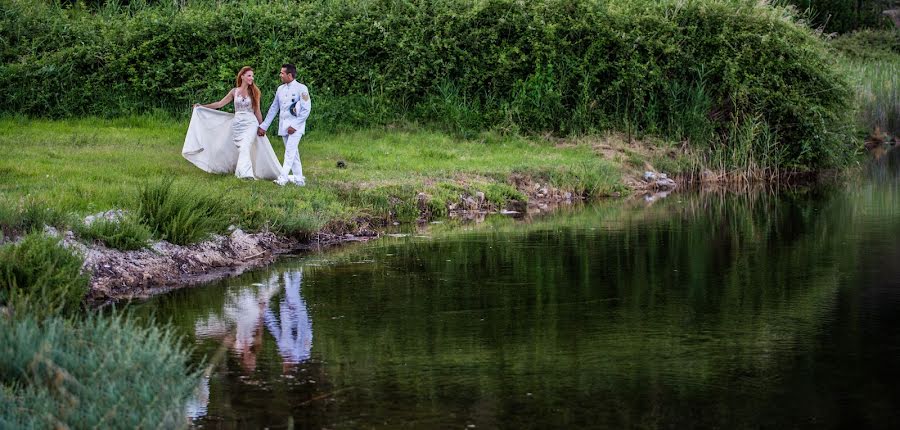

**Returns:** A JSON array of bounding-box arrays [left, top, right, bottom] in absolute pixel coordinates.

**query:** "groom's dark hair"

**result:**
[[282, 63, 297, 79]]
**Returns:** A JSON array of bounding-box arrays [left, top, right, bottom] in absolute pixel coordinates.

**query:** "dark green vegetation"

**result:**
[[1, 0, 861, 171], [831, 29, 900, 136], [0, 234, 87, 319], [787, 0, 898, 33], [831, 27, 900, 60]]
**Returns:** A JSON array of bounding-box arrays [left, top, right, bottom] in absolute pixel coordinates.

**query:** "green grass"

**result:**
[[0, 196, 73, 238], [137, 178, 232, 245], [0, 117, 626, 241]]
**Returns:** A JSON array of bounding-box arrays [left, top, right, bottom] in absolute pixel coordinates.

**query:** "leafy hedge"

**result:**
[[1, 0, 857, 169]]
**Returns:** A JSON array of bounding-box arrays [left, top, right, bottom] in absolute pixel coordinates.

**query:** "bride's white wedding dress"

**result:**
[[182, 89, 282, 180]]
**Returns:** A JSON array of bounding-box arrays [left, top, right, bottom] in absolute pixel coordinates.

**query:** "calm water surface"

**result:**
[[136, 150, 900, 429]]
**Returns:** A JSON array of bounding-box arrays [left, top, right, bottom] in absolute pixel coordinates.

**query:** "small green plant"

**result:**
[[547, 162, 625, 198], [0, 197, 70, 237], [0, 233, 88, 319], [482, 182, 527, 208], [74, 215, 152, 251], [274, 211, 326, 240], [137, 178, 232, 245]]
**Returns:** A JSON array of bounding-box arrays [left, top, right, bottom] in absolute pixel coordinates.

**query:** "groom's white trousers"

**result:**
[[279, 133, 304, 183]]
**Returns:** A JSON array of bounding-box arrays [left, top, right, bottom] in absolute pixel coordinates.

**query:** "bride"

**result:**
[[184, 66, 281, 180]]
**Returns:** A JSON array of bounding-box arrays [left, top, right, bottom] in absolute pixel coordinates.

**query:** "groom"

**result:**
[[257, 64, 311, 186]]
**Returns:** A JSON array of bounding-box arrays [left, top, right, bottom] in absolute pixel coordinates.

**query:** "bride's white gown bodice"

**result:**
[[234, 90, 254, 114]]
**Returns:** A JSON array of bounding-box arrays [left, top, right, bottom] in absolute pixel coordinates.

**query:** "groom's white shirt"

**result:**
[[260, 80, 311, 136]]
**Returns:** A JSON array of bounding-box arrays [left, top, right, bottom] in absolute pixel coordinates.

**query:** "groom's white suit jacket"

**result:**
[[260, 80, 311, 137]]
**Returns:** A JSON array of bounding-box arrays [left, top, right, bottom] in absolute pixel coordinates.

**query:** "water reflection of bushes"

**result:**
[[298, 185, 878, 427]]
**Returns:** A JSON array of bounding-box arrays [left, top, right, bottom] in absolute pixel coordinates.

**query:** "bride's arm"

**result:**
[[254, 95, 263, 124], [196, 89, 234, 110]]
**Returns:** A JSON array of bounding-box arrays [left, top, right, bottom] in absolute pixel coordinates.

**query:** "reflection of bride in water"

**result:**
[[187, 269, 313, 419], [194, 269, 313, 367]]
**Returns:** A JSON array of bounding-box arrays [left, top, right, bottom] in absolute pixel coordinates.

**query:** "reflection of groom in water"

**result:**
[[265, 269, 313, 364]]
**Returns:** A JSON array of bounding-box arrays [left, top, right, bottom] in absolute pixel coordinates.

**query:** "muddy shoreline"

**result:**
[[57, 167, 722, 304], [69, 162, 850, 304], [72, 228, 384, 305]]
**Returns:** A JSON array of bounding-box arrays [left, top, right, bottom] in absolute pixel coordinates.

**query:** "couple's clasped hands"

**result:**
[[256, 126, 296, 136]]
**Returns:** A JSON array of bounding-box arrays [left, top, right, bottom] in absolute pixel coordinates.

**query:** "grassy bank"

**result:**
[[0, 117, 625, 245]]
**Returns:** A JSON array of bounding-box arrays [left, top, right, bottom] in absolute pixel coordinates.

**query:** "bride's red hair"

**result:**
[[235, 66, 261, 110]]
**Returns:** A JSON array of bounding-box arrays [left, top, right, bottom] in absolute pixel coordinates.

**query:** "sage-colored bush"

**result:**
[[1, 0, 858, 169], [0, 314, 199, 430]]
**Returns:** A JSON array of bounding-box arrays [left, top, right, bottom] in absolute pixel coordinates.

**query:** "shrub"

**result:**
[[74, 214, 152, 251], [137, 178, 231, 245], [0, 314, 199, 429], [0, 233, 88, 319]]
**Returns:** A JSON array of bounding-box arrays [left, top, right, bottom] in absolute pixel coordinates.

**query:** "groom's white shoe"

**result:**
[[288, 175, 306, 187], [274, 177, 288, 187]]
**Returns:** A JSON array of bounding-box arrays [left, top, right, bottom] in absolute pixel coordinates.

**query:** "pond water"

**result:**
[[135, 149, 900, 429]]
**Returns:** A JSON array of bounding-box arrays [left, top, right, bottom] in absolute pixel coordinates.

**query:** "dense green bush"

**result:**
[[0, 233, 88, 319], [0, 314, 199, 429], [1, 0, 858, 170], [137, 178, 232, 245]]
